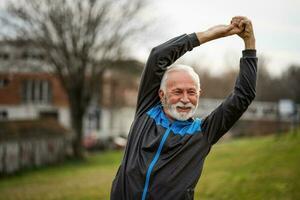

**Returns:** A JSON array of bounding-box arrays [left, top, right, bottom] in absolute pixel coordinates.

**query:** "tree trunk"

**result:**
[[71, 110, 85, 159], [69, 92, 86, 160]]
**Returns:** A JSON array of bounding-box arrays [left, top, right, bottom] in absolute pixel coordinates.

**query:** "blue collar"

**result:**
[[146, 104, 202, 136]]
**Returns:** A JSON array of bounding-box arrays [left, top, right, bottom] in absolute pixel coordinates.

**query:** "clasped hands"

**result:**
[[197, 16, 255, 49]]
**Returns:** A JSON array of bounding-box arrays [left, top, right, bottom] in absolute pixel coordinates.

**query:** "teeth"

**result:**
[[178, 107, 190, 109]]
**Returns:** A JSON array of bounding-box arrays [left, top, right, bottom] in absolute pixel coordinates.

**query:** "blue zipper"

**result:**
[[141, 125, 172, 200]]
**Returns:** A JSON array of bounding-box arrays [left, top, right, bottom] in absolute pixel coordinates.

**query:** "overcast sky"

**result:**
[[1, 0, 299, 76], [136, 0, 300, 76]]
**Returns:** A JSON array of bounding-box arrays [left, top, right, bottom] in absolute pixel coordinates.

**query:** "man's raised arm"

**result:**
[[202, 16, 257, 144]]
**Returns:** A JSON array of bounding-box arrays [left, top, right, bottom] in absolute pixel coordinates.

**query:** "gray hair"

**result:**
[[160, 64, 200, 92]]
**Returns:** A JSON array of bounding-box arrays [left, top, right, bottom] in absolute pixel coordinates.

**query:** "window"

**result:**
[[22, 79, 52, 104], [21, 52, 45, 60], [0, 78, 10, 88], [0, 52, 10, 60], [21, 52, 29, 59], [86, 108, 101, 131], [0, 110, 8, 120]]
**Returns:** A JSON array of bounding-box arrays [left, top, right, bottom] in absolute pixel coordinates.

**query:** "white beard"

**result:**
[[163, 98, 198, 121]]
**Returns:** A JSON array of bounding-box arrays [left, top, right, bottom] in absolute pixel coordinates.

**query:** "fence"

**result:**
[[0, 118, 72, 175], [0, 136, 70, 175]]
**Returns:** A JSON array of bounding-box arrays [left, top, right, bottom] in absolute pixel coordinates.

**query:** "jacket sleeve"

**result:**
[[135, 33, 200, 117], [201, 50, 258, 145]]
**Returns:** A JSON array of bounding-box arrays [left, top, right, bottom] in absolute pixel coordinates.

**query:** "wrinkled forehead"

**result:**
[[166, 70, 198, 89]]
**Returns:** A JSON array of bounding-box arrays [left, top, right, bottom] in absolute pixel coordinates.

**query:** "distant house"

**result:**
[[0, 40, 143, 141]]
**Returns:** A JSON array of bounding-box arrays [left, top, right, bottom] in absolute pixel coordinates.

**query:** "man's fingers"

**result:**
[[231, 18, 241, 23], [231, 18, 241, 27], [239, 19, 251, 30], [231, 19, 239, 24], [239, 20, 252, 31], [238, 20, 245, 29], [231, 21, 239, 27], [232, 16, 248, 21], [229, 16, 253, 36]]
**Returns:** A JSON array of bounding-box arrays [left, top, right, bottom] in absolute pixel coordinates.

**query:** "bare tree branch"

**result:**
[[0, 0, 149, 159]]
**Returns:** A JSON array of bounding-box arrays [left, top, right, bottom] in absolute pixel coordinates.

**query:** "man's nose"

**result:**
[[180, 93, 190, 104]]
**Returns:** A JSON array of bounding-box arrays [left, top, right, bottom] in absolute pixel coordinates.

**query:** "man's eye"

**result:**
[[188, 91, 196, 95], [173, 91, 181, 95]]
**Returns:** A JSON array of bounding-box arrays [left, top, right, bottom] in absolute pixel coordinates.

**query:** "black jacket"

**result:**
[[110, 33, 257, 200]]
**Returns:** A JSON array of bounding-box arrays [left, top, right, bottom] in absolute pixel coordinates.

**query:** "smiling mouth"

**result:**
[[176, 106, 191, 112]]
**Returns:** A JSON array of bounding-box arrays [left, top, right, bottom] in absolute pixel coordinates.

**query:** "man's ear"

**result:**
[[159, 89, 165, 101], [199, 89, 202, 97]]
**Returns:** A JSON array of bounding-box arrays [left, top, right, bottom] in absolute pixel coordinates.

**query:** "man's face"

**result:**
[[159, 70, 200, 121]]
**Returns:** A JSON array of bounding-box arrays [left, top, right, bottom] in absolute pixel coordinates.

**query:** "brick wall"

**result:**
[[0, 73, 69, 106]]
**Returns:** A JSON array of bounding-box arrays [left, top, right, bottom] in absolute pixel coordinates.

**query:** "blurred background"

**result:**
[[0, 0, 299, 199]]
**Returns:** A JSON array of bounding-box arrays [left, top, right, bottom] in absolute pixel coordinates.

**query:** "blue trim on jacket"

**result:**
[[141, 126, 172, 200], [146, 104, 202, 136]]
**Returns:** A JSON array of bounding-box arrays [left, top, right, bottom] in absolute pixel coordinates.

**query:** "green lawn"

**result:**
[[0, 133, 299, 200]]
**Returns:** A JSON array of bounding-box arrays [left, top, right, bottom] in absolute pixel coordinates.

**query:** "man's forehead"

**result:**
[[166, 70, 197, 88]]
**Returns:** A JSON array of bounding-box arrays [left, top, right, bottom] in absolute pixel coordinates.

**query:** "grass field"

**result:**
[[0, 133, 299, 200]]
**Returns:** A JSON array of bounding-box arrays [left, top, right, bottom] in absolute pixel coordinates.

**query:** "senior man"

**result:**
[[111, 16, 257, 200]]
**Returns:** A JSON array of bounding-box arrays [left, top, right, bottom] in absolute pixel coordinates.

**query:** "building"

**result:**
[[0, 40, 142, 142]]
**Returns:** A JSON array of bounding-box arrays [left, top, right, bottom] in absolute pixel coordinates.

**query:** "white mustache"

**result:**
[[174, 102, 195, 109], [162, 96, 198, 121]]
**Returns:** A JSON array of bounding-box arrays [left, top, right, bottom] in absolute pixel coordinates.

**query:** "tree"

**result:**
[[255, 55, 275, 101], [0, 0, 148, 159], [281, 65, 300, 103]]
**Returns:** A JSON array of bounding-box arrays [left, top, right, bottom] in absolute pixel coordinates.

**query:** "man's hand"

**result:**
[[196, 16, 255, 50], [205, 24, 242, 38], [196, 24, 242, 44], [231, 16, 256, 49]]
